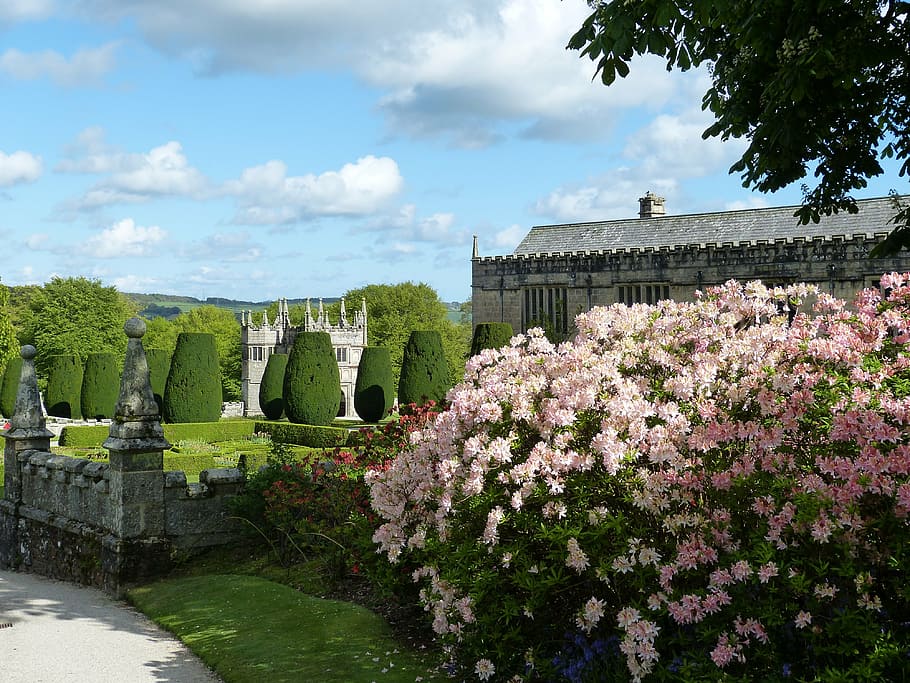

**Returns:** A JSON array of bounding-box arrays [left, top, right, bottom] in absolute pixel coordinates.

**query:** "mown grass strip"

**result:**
[[127, 574, 443, 683]]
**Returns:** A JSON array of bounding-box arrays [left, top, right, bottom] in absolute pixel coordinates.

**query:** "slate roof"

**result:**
[[513, 196, 904, 255]]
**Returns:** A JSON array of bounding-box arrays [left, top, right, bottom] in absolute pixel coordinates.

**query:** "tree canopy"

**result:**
[[569, 0, 910, 250]]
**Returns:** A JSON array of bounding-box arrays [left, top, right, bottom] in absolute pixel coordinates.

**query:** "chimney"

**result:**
[[639, 191, 666, 218]]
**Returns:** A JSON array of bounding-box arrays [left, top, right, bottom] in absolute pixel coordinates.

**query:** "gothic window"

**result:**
[[615, 284, 670, 305], [249, 346, 264, 362], [335, 347, 348, 363], [522, 286, 568, 334]]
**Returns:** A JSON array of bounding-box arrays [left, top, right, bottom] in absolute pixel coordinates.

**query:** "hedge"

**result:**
[[354, 346, 394, 422], [398, 330, 451, 406], [146, 348, 172, 415], [254, 421, 350, 448], [0, 356, 23, 418], [163, 333, 222, 423], [80, 353, 120, 420], [59, 420, 256, 448], [283, 331, 340, 426], [258, 352, 288, 421], [46, 355, 84, 419], [469, 322, 514, 357]]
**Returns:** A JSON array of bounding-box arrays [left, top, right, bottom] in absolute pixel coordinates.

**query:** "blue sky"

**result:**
[[0, 1, 902, 303]]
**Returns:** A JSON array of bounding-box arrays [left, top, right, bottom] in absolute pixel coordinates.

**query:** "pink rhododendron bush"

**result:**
[[367, 277, 910, 681]]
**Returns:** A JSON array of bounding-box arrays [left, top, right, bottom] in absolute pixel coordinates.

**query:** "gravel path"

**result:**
[[0, 569, 221, 683]]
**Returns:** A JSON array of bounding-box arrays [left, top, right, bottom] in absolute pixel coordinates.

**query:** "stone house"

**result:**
[[240, 297, 368, 418], [472, 194, 910, 335]]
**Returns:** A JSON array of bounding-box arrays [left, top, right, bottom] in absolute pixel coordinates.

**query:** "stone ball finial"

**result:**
[[21, 344, 37, 360], [124, 317, 147, 339]]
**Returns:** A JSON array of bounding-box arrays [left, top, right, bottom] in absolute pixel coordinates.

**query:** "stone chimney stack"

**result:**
[[639, 191, 666, 218]]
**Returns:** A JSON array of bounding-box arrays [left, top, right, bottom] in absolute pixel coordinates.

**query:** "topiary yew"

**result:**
[[283, 331, 340, 426], [354, 346, 394, 422], [80, 353, 120, 420], [469, 322, 514, 357], [163, 333, 222, 423], [258, 352, 288, 420], [145, 348, 172, 415], [46, 354, 83, 419], [0, 355, 23, 418], [398, 330, 451, 407]]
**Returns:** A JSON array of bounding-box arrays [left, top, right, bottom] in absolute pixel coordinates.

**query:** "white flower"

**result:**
[[475, 658, 495, 680]]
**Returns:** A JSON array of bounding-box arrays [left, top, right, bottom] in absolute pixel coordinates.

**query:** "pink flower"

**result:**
[[794, 611, 812, 629]]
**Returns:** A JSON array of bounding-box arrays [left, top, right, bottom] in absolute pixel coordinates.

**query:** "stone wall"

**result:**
[[0, 320, 247, 596]]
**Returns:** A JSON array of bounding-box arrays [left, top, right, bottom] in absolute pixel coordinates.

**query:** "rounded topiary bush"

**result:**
[[46, 354, 83, 419], [469, 322, 514, 357], [398, 330, 450, 407], [354, 346, 394, 422], [163, 333, 222, 423], [258, 352, 288, 420], [283, 331, 340, 426], [145, 348, 172, 415], [80, 353, 120, 420], [0, 355, 23, 418]]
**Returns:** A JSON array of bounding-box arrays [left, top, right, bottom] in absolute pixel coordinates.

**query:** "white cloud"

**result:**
[[491, 224, 526, 250], [0, 150, 42, 186], [0, 0, 53, 23], [112, 274, 161, 293], [226, 155, 403, 224], [84, 218, 167, 258], [535, 172, 679, 223], [0, 43, 118, 86], [180, 231, 264, 263]]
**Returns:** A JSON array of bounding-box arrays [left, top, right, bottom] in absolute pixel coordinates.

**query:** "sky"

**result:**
[[0, 1, 902, 304]]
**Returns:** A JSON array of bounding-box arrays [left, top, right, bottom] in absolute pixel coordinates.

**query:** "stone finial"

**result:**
[[305, 298, 313, 329], [318, 298, 325, 327], [472, 235, 479, 259], [3, 345, 53, 441], [339, 297, 347, 327], [261, 310, 270, 328], [103, 318, 170, 451]]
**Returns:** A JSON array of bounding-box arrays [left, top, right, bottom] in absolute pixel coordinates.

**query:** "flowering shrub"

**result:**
[[367, 277, 910, 681]]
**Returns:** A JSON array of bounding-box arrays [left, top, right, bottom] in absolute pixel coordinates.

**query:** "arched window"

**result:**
[[337, 390, 347, 418]]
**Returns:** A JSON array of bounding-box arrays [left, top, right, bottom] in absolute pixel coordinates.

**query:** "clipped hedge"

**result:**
[[163, 453, 223, 479], [398, 330, 451, 406], [59, 420, 256, 448], [80, 353, 120, 420], [163, 333, 222, 423], [258, 352, 288, 420], [283, 331, 340, 426], [146, 348, 172, 415], [254, 421, 350, 448], [0, 356, 23, 418], [46, 355, 84, 419], [469, 322, 514, 357], [354, 346, 394, 422]]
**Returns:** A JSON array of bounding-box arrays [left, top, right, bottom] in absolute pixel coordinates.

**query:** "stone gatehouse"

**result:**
[[472, 194, 910, 335], [240, 298, 368, 418]]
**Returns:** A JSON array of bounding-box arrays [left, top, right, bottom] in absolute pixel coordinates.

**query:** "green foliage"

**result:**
[[469, 322, 514, 357], [16, 277, 138, 377], [569, 0, 910, 250], [0, 282, 18, 377], [145, 348, 172, 415], [79, 353, 120, 420], [0, 355, 23, 418], [45, 355, 84, 419], [354, 347, 394, 422], [343, 283, 468, 389], [254, 421, 350, 448], [162, 452, 223, 479], [398, 331, 451, 406], [258, 352, 288, 421], [58, 420, 256, 448], [163, 333, 223, 423], [283, 332, 340, 426]]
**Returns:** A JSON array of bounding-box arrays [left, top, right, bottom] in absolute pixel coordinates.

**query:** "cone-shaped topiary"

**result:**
[[163, 333, 222, 423], [283, 331, 340, 426], [145, 348, 172, 415], [354, 346, 394, 422], [0, 355, 23, 418], [46, 354, 84, 419], [398, 330, 451, 407], [258, 352, 288, 420], [469, 322, 514, 357], [80, 353, 120, 420]]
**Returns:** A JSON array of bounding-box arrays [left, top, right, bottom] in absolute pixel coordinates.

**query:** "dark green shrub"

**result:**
[[0, 356, 23, 418], [469, 322, 514, 356], [59, 420, 255, 448], [163, 333, 222, 423], [254, 421, 350, 448], [283, 332, 340, 426], [258, 352, 288, 420], [354, 347, 394, 422], [46, 355, 83, 419], [146, 348, 172, 415], [80, 353, 120, 420], [398, 330, 451, 406]]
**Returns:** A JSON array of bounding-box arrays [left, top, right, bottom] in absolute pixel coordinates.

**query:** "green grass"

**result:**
[[128, 574, 444, 683]]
